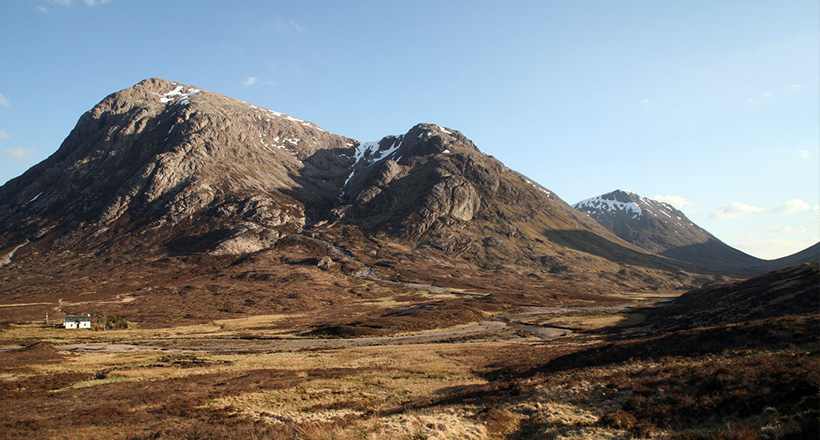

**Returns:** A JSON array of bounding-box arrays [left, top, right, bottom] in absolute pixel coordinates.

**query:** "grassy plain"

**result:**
[[1, 295, 817, 440]]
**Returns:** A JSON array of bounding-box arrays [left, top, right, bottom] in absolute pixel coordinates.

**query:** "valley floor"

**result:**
[[0, 296, 816, 440]]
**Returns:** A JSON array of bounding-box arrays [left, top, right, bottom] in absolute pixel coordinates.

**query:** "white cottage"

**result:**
[[63, 315, 92, 329]]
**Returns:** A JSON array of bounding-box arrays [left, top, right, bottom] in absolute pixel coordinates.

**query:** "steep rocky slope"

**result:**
[[0, 78, 357, 257], [329, 125, 695, 277], [0, 79, 720, 327]]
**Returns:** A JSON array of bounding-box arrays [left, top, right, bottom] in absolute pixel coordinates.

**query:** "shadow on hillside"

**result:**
[[542, 229, 690, 273], [539, 315, 818, 374], [659, 239, 763, 275], [280, 147, 355, 221], [165, 228, 237, 255]]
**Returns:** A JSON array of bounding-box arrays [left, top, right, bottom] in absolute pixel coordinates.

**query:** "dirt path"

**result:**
[[58, 343, 162, 353], [0, 302, 54, 308]]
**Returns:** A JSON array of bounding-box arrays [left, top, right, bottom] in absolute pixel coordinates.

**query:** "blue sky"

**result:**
[[0, 0, 817, 259]]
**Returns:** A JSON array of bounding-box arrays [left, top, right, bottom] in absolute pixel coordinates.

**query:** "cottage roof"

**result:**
[[64, 315, 92, 322]]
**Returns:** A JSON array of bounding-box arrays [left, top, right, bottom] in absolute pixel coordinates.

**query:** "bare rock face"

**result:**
[[445, 179, 481, 221], [0, 78, 354, 254], [402, 176, 481, 240], [335, 124, 488, 240], [207, 195, 307, 255], [335, 124, 486, 235]]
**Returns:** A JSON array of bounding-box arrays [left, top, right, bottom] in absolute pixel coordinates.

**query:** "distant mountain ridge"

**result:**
[[573, 189, 819, 274]]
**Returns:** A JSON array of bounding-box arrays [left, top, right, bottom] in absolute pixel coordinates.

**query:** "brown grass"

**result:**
[[0, 274, 817, 440]]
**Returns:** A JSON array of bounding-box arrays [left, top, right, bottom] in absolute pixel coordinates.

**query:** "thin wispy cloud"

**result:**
[[790, 84, 801, 92], [45, 0, 110, 7], [653, 194, 690, 208], [712, 202, 765, 219], [242, 77, 278, 87], [797, 149, 811, 159], [747, 91, 774, 106], [274, 19, 305, 33], [4, 147, 33, 161], [0, 92, 9, 107], [638, 98, 650, 104], [774, 198, 811, 215], [288, 20, 304, 32], [0, 130, 9, 141]]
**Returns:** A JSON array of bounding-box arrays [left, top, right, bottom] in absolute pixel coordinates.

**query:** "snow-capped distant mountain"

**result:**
[[574, 190, 769, 273], [574, 189, 705, 253]]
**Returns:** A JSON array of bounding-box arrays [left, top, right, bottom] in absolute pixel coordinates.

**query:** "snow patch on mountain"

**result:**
[[26, 192, 43, 205], [525, 178, 551, 198], [241, 103, 329, 133], [157, 86, 200, 105], [575, 195, 643, 218], [342, 137, 403, 190], [258, 133, 301, 159]]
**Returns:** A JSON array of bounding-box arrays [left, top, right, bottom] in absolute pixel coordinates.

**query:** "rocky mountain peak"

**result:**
[[574, 189, 648, 219], [399, 123, 478, 157], [0, 78, 356, 253], [607, 189, 643, 203], [573, 189, 773, 273], [574, 190, 708, 243]]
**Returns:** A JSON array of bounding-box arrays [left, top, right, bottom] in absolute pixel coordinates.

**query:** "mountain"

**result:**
[[0, 79, 723, 327], [573, 190, 715, 255], [573, 189, 818, 274], [0, 78, 357, 256]]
